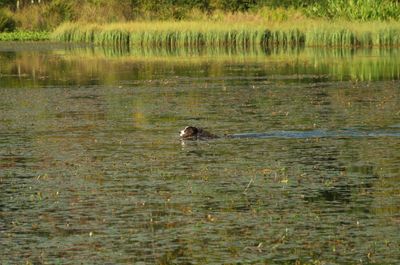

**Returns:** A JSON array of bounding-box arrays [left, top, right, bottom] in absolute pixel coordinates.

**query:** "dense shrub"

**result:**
[[305, 0, 400, 21], [254, 0, 319, 8], [2, 0, 400, 32], [14, 0, 137, 29], [0, 8, 15, 32], [13, 0, 74, 31], [210, 0, 257, 11]]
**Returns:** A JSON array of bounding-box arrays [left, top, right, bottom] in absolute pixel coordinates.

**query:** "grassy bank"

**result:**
[[52, 20, 400, 48], [2, 0, 400, 32], [2, 0, 400, 44]]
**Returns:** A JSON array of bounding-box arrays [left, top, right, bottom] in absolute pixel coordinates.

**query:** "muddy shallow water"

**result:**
[[0, 43, 399, 264]]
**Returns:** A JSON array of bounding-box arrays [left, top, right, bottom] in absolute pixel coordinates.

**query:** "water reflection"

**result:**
[[0, 43, 399, 264], [1, 44, 400, 88]]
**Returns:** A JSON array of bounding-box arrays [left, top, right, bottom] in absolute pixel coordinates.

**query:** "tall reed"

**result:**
[[52, 20, 400, 48]]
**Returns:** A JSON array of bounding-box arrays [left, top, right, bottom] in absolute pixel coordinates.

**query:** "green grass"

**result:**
[[0, 31, 50, 41], [305, 0, 400, 21], [51, 20, 400, 48]]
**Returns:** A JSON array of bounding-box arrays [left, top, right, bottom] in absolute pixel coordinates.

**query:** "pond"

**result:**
[[1, 43, 399, 264]]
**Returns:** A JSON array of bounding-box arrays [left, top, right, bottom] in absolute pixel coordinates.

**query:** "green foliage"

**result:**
[[255, 0, 318, 8], [131, 0, 400, 21], [0, 8, 15, 32], [305, 0, 400, 21], [12, 0, 75, 31], [4, 0, 400, 33], [46, 0, 74, 21], [130, 0, 207, 20], [211, 0, 257, 11], [0, 30, 49, 40], [0, 0, 14, 8], [127, 0, 318, 17]]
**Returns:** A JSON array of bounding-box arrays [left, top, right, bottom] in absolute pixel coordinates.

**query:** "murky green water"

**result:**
[[1, 43, 399, 264]]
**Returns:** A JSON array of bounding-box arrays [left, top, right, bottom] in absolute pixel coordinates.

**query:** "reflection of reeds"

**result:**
[[52, 20, 400, 48], [55, 46, 400, 81], [3, 45, 400, 87]]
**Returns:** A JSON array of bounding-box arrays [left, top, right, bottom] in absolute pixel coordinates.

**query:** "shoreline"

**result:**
[[2, 19, 400, 48]]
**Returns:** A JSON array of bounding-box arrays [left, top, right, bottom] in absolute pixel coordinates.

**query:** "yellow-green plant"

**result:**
[[0, 31, 49, 40], [52, 20, 400, 48]]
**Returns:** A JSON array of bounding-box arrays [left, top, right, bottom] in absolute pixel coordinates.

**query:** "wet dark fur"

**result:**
[[180, 126, 219, 140]]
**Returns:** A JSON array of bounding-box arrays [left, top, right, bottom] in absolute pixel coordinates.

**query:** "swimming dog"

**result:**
[[179, 126, 219, 140]]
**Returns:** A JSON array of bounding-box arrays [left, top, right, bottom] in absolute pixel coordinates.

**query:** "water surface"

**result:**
[[1, 43, 399, 264]]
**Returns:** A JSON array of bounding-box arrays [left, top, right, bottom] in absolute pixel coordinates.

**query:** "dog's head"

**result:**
[[180, 126, 199, 139]]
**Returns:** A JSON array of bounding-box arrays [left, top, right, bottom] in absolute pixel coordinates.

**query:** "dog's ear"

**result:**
[[185, 126, 197, 135], [190, 126, 198, 134]]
